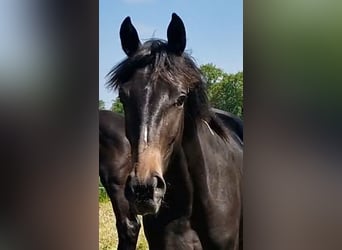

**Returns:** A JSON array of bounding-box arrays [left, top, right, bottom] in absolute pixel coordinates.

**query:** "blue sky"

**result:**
[[99, 0, 242, 108]]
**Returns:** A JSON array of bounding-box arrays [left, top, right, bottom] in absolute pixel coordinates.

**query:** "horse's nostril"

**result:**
[[127, 175, 166, 203], [153, 175, 166, 190]]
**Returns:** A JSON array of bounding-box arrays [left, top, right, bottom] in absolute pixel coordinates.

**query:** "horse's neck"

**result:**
[[180, 116, 243, 249], [182, 115, 243, 202], [182, 117, 232, 197], [163, 145, 193, 218], [181, 118, 210, 193]]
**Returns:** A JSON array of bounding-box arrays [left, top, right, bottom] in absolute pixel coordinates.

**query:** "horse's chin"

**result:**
[[133, 199, 161, 215]]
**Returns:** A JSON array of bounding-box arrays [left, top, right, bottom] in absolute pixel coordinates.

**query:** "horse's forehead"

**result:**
[[128, 73, 181, 96]]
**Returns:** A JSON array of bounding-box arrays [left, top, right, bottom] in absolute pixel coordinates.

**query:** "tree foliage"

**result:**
[[111, 98, 124, 114], [200, 63, 225, 87], [99, 100, 106, 110], [200, 64, 243, 118]]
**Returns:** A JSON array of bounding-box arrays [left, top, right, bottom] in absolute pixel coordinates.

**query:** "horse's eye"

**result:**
[[175, 95, 186, 107]]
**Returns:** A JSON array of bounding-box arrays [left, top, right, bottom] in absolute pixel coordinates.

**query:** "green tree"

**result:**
[[200, 63, 225, 87], [201, 64, 243, 118], [111, 97, 124, 114], [99, 100, 106, 110], [208, 72, 243, 117]]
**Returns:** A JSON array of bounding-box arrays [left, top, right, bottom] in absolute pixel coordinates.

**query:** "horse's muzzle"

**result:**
[[125, 174, 166, 215]]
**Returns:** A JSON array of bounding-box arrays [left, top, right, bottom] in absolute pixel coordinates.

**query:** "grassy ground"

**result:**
[[99, 201, 149, 250]]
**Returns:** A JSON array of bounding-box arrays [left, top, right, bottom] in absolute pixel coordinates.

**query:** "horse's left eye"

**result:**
[[175, 95, 186, 107]]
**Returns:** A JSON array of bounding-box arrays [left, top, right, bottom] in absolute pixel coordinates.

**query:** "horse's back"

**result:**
[[99, 110, 130, 186], [99, 110, 126, 145], [212, 108, 243, 143]]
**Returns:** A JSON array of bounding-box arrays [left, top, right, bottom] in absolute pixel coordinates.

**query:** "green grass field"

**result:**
[[99, 198, 148, 250]]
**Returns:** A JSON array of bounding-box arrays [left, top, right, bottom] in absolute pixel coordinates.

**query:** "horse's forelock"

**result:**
[[106, 39, 202, 90]]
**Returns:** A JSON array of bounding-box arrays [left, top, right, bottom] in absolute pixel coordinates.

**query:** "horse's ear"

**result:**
[[120, 17, 141, 57], [167, 13, 186, 55]]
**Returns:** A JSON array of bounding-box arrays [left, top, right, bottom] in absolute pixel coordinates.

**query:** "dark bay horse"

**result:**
[[106, 13, 243, 249], [99, 110, 140, 250], [99, 109, 243, 250]]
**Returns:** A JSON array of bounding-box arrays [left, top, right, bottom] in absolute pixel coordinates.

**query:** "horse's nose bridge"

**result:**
[[139, 124, 149, 146], [135, 146, 163, 181], [138, 121, 160, 149], [138, 93, 164, 147]]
